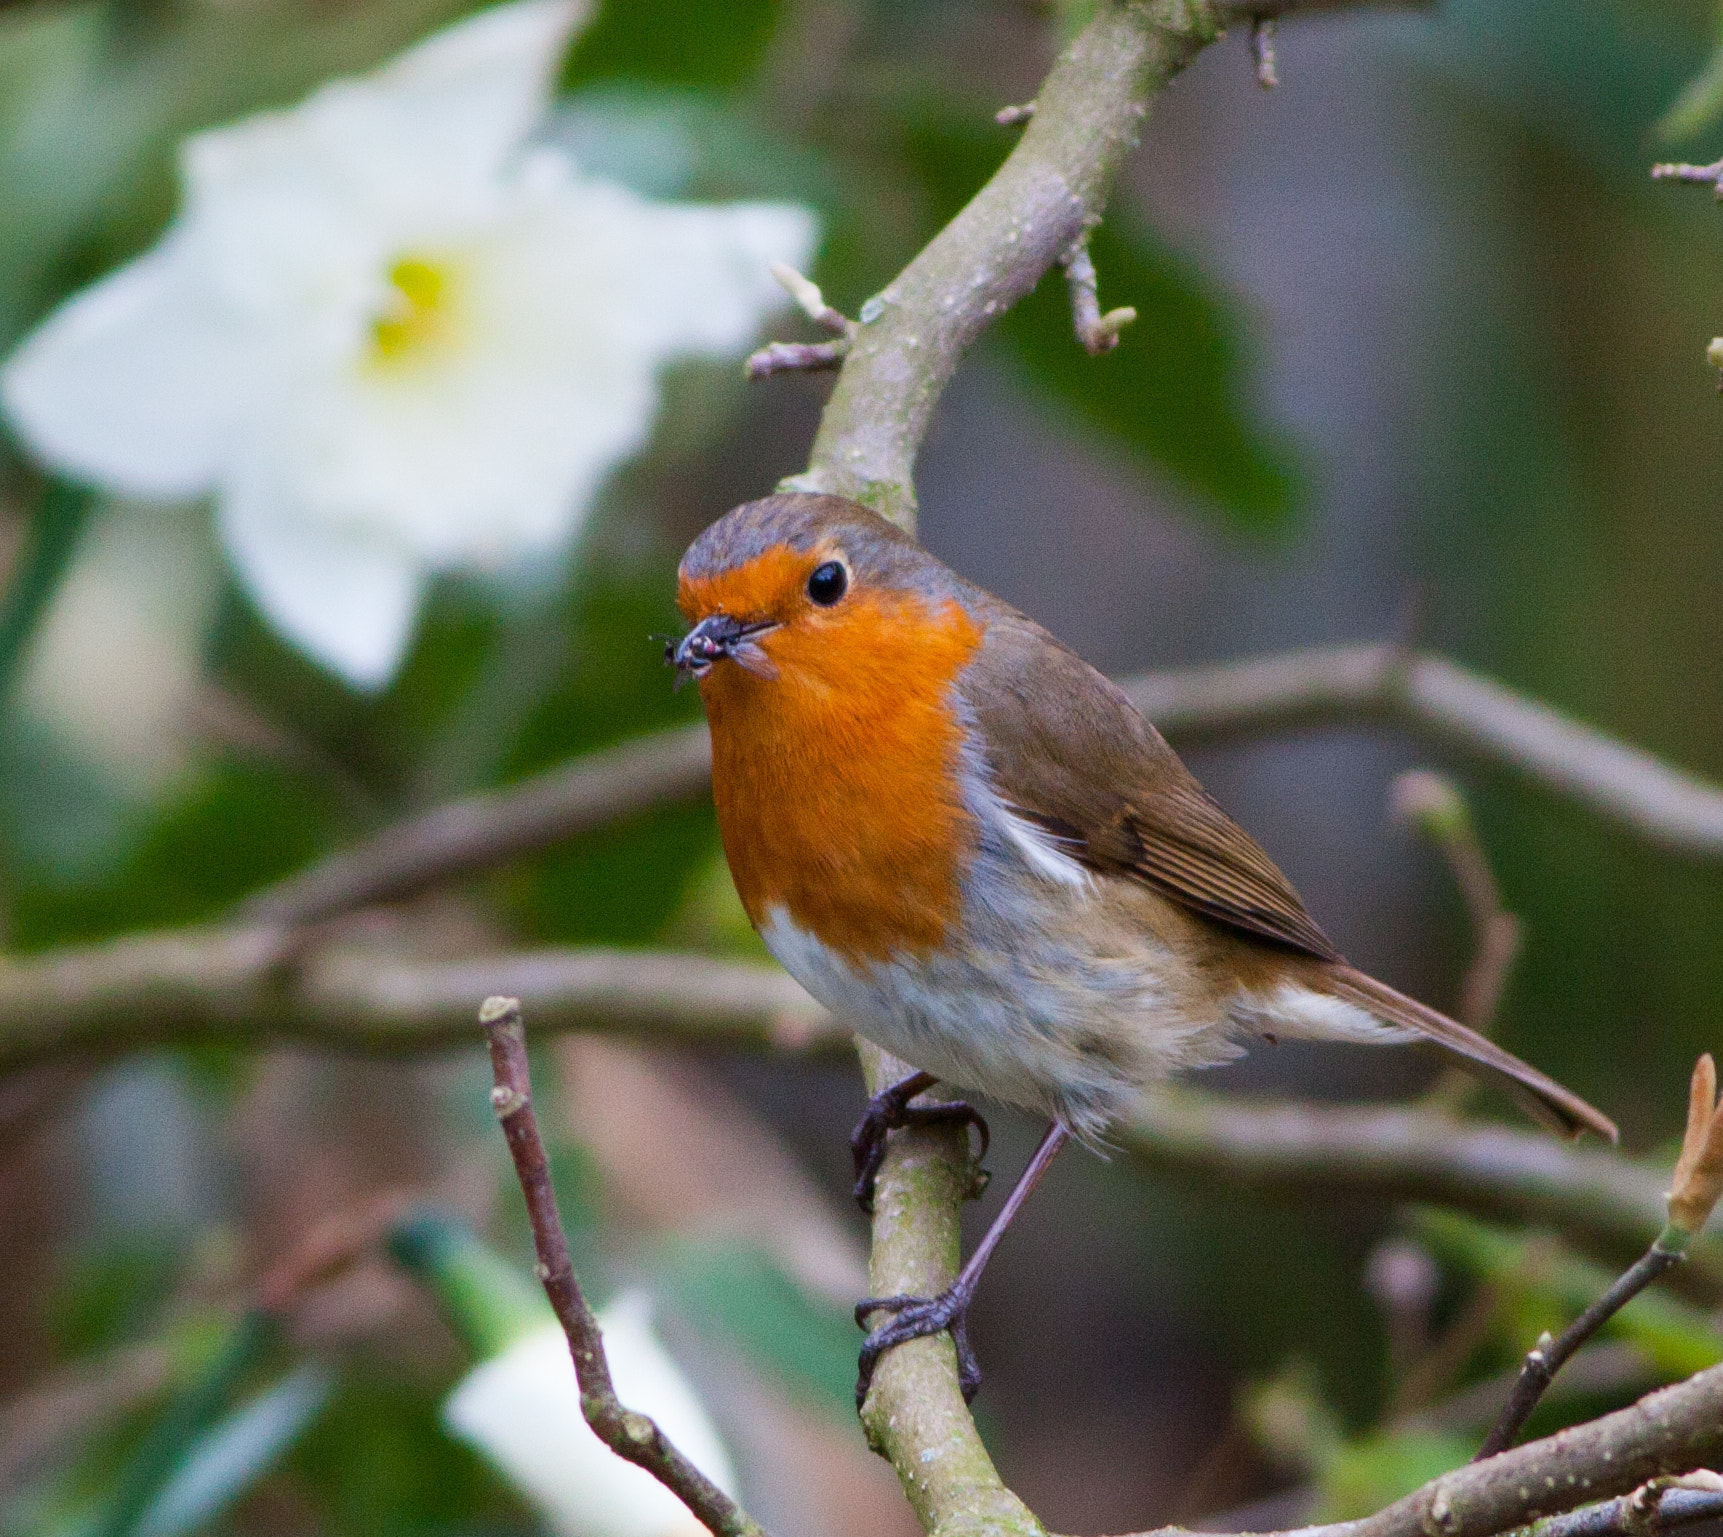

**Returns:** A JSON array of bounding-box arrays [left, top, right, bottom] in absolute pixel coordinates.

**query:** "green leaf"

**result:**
[[560, 0, 785, 91], [651, 1239, 858, 1415], [387, 1210, 554, 1362], [283, 1368, 520, 1535], [0, 474, 94, 704], [93, 1311, 278, 1537], [1413, 1209, 1723, 1380], [7, 762, 349, 948], [1657, 32, 1723, 142], [1317, 1428, 1475, 1522], [132, 1364, 334, 1537]]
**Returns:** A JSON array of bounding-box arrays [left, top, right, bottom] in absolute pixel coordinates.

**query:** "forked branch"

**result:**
[[481, 997, 769, 1537]]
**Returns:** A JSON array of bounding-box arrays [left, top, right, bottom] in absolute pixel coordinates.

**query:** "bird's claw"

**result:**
[[851, 1082, 989, 1214], [854, 1288, 981, 1408]]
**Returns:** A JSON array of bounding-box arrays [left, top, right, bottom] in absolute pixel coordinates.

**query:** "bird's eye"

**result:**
[[807, 560, 848, 606]]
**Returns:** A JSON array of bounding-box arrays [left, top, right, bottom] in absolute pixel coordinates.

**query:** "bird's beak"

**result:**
[[667, 613, 780, 687]]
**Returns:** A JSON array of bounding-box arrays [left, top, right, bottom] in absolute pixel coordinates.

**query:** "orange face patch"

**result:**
[[683, 547, 983, 964]]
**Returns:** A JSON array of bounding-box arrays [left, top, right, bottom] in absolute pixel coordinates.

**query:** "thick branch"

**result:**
[[3, 930, 1718, 1296], [0, 932, 836, 1073], [481, 998, 767, 1537], [784, 0, 1221, 525], [235, 643, 1723, 936], [2, 930, 1720, 1295], [854, 1043, 1045, 1537], [1128, 1364, 1723, 1537]]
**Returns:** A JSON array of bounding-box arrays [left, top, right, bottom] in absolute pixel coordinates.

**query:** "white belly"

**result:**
[[756, 900, 1239, 1144]]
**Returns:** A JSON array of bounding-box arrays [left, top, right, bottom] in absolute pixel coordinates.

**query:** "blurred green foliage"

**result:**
[[5, 0, 1723, 1533]]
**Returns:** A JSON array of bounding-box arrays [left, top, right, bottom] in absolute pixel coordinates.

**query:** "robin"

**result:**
[[669, 492, 1615, 1407]]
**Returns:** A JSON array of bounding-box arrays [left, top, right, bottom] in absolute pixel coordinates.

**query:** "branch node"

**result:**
[[1250, 16, 1279, 88], [480, 1000, 769, 1537], [745, 338, 850, 379], [1651, 158, 1723, 195], [769, 261, 849, 333], [995, 101, 1036, 125], [1060, 241, 1137, 356], [748, 264, 858, 381]]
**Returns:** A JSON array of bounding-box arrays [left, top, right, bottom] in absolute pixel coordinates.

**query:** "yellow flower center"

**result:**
[[369, 256, 461, 366]]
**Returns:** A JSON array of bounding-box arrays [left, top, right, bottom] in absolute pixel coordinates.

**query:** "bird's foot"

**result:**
[[855, 1286, 981, 1408], [850, 1078, 989, 1214]]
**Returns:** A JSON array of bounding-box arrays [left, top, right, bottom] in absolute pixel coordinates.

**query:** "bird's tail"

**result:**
[[1320, 965, 1617, 1143]]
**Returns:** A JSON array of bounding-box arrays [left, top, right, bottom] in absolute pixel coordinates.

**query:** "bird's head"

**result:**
[[671, 493, 972, 697]]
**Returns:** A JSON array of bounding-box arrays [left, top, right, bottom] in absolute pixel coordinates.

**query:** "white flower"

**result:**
[[443, 1293, 736, 1537], [1, 0, 816, 686]]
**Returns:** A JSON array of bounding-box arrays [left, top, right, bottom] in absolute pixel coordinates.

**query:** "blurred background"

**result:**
[[4, 0, 1723, 1534]]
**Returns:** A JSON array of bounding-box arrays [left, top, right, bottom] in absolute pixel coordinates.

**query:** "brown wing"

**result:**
[[959, 609, 1341, 963]]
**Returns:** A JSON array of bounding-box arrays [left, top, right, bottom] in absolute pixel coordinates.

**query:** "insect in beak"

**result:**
[[667, 613, 780, 687]]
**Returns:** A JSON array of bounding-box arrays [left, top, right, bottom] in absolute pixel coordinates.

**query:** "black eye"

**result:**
[[807, 560, 848, 606]]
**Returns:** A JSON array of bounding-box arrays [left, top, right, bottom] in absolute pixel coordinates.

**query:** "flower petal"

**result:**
[[271, 176, 817, 569], [444, 1299, 736, 1537], [219, 464, 425, 688], [183, 0, 587, 227], [619, 198, 821, 360], [1, 233, 255, 498]]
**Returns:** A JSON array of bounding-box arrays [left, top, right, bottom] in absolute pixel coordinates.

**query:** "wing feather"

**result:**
[[958, 610, 1340, 961]]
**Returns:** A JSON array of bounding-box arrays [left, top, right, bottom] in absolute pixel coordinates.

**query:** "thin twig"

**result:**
[[237, 723, 713, 928], [1473, 1235, 1687, 1460], [1390, 771, 1523, 1035], [744, 262, 855, 379], [745, 339, 849, 378], [1060, 238, 1138, 354], [1529, 1481, 1723, 1537], [1651, 158, 1723, 193], [480, 997, 768, 1537], [1250, 16, 1279, 86], [1475, 1052, 1723, 1457]]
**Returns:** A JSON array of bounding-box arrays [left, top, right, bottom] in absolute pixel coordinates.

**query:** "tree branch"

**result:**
[[481, 997, 768, 1537], [0, 932, 837, 1073], [234, 642, 1723, 935], [1120, 1365, 1723, 1537], [1475, 1055, 1723, 1456], [1473, 1237, 1687, 1460], [782, 0, 1223, 526], [1530, 1483, 1723, 1537], [1119, 1089, 1723, 1305], [853, 1042, 1046, 1537], [237, 723, 714, 929], [2, 928, 1719, 1301]]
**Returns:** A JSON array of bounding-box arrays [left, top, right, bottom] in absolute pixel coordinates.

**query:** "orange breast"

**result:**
[[698, 589, 983, 965]]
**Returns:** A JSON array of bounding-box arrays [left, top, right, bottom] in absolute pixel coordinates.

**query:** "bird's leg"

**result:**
[[850, 1070, 989, 1214], [855, 1120, 1069, 1408]]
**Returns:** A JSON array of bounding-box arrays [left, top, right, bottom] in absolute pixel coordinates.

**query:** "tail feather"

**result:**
[[1321, 965, 1617, 1144]]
